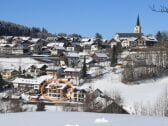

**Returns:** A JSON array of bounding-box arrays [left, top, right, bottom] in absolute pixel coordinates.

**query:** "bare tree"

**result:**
[[150, 1, 168, 13]]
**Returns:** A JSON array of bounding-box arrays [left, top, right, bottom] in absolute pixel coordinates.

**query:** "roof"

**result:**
[[94, 53, 108, 58], [64, 67, 81, 72], [46, 81, 67, 89], [67, 52, 79, 58], [47, 42, 64, 47], [12, 75, 52, 85], [142, 36, 157, 42], [127, 37, 138, 41], [116, 33, 143, 38]]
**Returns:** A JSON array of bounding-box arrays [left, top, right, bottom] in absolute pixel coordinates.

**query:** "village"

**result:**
[[0, 16, 159, 113]]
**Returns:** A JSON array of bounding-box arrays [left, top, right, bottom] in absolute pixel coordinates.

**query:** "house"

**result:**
[[25, 64, 48, 77], [64, 67, 81, 85], [101, 101, 129, 114], [114, 33, 142, 48], [12, 75, 52, 94], [47, 42, 65, 55], [1, 69, 18, 80], [46, 66, 61, 78], [93, 88, 104, 97], [45, 81, 66, 98], [67, 52, 80, 67], [137, 36, 158, 47], [30, 38, 47, 54], [0, 44, 13, 54], [71, 88, 87, 102], [81, 38, 95, 52], [92, 53, 109, 63], [45, 80, 74, 100], [41, 46, 51, 55], [11, 44, 24, 55]]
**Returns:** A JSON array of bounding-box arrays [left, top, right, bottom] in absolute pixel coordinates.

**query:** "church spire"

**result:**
[[136, 15, 140, 26], [134, 14, 141, 33]]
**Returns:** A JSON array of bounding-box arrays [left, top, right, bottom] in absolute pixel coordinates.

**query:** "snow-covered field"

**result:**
[[0, 58, 49, 70], [0, 112, 167, 126], [81, 68, 168, 112]]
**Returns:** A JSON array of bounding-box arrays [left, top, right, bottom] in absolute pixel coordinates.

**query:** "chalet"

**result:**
[[30, 38, 47, 54], [1, 69, 18, 80], [12, 75, 52, 94], [0, 44, 13, 54], [45, 82, 66, 98], [47, 42, 65, 55], [71, 88, 87, 102], [92, 53, 109, 62], [46, 66, 61, 78], [137, 36, 158, 47], [67, 52, 80, 67], [12, 44, 24, 55], [64, 67, 81, 85], [26, 64, 48, 77], [41, 46, 51, 55]]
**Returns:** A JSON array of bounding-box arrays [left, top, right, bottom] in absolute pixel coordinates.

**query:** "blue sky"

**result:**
[[0, 0, 168, 39]]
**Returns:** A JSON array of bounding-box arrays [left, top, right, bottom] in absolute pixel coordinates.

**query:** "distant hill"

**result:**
[[0, 20, 51, 38]]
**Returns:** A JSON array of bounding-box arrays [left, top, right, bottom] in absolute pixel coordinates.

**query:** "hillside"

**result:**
[[0, 20, 50, 38], [80, 68, 168, 115]]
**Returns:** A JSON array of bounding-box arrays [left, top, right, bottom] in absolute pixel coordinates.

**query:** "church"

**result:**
[[110, 15, 157, 48]]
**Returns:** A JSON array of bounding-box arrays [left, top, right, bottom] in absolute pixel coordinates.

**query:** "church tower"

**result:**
[[134, 15, 141, 33]]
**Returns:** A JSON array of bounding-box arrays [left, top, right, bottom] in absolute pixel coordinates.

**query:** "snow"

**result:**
[[0, 57, 46, 70], [80, 67, 168, 113], [94, 117, 109, 124], [64, 67, 81, 72], [0, 112, 168, 126], [12, 75, 53, 85]]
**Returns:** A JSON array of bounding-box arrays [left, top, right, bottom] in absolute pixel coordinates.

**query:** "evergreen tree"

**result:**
[[156, 31, 163, 42], [82, 56, 87, 78], [111, 45, 117, 66], [95, 33, 103, 49]]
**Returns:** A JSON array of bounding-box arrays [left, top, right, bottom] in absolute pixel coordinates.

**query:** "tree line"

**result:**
[[0, 20, 52, 39]]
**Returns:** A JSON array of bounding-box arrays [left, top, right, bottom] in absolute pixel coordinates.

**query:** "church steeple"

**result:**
[[134, 15, 141, 33], [136, 15, 140, 26]]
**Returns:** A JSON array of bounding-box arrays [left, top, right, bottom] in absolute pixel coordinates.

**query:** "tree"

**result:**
[[57, 33, 67, 37], [82, 56, 87, 78], [36, 101, 45, 111], [156, 31, 163, 42], [111, 45, 118, 66], [150, 1, 168, 13], [69, 33, 82, 41], [95, 33, 103, 49]]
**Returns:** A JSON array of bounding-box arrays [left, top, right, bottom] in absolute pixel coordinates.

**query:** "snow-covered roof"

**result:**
[[127, 37, 137, 41], [46, 81, 67, 89], [12, 75, 52, 85], [142, 36, 157, 42], [47, 42, 64, 47], [64, 67, 81, 72], [67, 52, 79, 58], [81, 38, 91, 42], [0, 43, 16, 47], [19, 37, 30, 41], [46, 65, 61, 71], [78, 52, 89, 57], [30, 38, 40, 43], [94, 53, 108, 58]]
